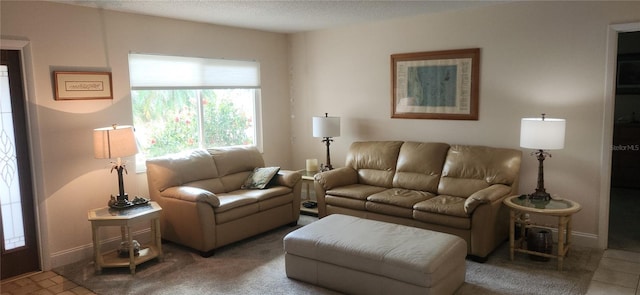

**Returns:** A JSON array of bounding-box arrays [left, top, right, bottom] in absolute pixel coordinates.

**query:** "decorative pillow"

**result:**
[[241, 167, 280, 189]]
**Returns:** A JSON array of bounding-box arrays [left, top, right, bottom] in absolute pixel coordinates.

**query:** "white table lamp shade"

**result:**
[[93, 125, 138, 159], [313, 116, 340, 138], [520, 117, 566, 150]]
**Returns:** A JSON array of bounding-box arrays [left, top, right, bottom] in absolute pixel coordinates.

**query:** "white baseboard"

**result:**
[[50, 228, 152, 269], [571, 231, 599, 248]]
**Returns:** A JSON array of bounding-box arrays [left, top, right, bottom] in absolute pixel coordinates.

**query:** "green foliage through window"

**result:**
[[132, 89, 255, 159]]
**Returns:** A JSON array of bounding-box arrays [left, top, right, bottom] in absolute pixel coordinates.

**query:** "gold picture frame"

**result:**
[[54, 71, 113, 100], [391, 48, 480, 120]]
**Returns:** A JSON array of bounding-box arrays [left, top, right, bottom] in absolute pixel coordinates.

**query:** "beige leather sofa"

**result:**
[[146, 146, 302, 256], [314, 141, 521, 261]]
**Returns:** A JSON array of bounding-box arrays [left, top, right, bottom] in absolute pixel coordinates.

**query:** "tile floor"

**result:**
[[0, 271, 95, 295], [1, 249, 639, 294], [586, 249, 640, 295]]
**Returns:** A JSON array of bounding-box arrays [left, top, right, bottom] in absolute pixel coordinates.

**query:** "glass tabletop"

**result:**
[[298, 170, 319, 180], [504, 195, 581, 215], [88, 201, 161, 220]]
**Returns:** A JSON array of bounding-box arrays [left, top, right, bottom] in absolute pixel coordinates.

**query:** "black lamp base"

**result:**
[[528, 190, 551, 201], [321, 137, 334, 171], [528, 149, 552, 202], [320, 163, 333, 172], [108, 164, 133, 209], [108, 193, 133, 209]]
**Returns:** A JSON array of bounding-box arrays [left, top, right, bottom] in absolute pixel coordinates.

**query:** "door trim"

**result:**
[[599, 23, 640, 249]]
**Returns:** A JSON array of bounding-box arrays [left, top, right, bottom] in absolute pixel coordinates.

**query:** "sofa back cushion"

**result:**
[[438, 145, 522, 198], [393, 142, 450, 193], [209, 146, 265, 192], [345, 141, 403, 188], [146, 149, 220, 192]]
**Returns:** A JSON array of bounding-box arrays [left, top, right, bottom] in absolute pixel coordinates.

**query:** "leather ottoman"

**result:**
[[283, 214, 467, 295]]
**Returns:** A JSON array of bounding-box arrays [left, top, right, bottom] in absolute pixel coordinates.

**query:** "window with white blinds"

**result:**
[[129, 53, 260, 89], [128, 53, 262, 171]]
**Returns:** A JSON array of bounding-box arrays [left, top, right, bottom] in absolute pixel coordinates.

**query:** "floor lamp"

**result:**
[[520, 114, 566, 201], [313, 113, 340, 171], [93, 124, 138, 209]]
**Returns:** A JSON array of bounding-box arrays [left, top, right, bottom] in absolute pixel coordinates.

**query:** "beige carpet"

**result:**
[[54, 215, 602, 295]]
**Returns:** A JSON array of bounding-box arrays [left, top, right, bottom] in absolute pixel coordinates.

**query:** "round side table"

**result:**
[[503, 195, 581, 270]]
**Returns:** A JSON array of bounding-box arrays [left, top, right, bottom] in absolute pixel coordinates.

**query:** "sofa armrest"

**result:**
[[274, 170, 302, 188], [464, 184, 512, 214], [160, 186, 220, 208], [314, 167, 358, 190]]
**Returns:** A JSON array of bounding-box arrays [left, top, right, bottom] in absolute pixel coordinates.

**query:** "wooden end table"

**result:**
[[88, 201, 163, 274], [298, 170, 319, 216], [503, 195, 581, 270]]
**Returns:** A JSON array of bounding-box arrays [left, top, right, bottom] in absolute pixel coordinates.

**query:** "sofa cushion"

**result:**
[[159, 186, 220, 207], [438, 179, 491, 200], [393, 142, 450, 193], [210, 146, 265, 177], [183, 178, 226, 194], [241, 167, 280, 189], [215, 186, 292, 213], [240, 186, 292, 202], [215, 193, 258, 213], [345, 141, 403, 188], [413, 195, 468, 217], [367, 188, 434, 209], [438, 145, 521, 198], [219, 171, 253, 193], [327, 184, 387, 200], [146, 149, 218, 191], [214, 188, 293, 223], [331, 188, 434, 219]]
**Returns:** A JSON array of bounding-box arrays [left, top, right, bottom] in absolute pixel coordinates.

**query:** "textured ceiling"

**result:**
[[50, 0, 503, 33]]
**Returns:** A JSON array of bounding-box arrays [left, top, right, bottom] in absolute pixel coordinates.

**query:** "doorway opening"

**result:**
[[608, 31, 640, 253]]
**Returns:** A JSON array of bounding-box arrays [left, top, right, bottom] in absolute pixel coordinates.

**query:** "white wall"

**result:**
[[1, 1, 291, 268], [289, 1, 640, 247]]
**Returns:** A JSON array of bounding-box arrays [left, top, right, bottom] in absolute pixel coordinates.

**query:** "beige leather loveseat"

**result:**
[[314, 141, 521, 261], [146, 146, 302, 256]]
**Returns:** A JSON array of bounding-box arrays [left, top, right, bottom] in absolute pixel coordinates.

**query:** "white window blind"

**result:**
[[129, 53, 260, 89]]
